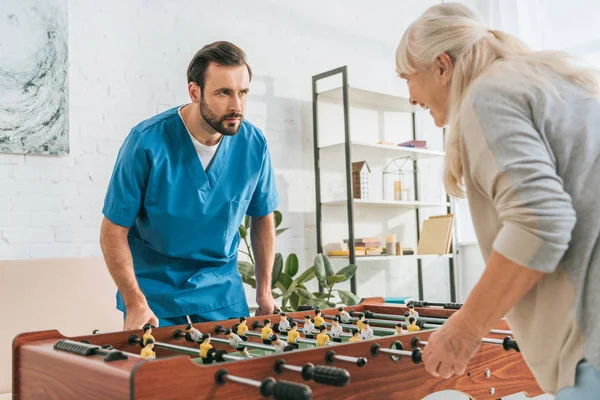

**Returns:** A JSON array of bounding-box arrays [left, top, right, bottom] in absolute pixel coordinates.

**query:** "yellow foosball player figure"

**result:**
[[261, 319, 273, 344], [356, 314, 366, 332], [286, 322, 300, 350], [407, 317, 420, 333], [330, 317, 343, 343], [394, 322, 405, 336], [314, 308, 325, 328], [349, 328, 360, 342], [185, 324, 202, 343], [360, 320, 374, 340], [316, 325, 330, 346], [338, 307, 351, 324], [237, 316, 249, 341], [140, 338, 156, 360], [224, 328, 245, 351], [270, 334, 288, 353], [303, 315, 315, 339], [142, 324, 155, 347], [199, 333, 215, 364]]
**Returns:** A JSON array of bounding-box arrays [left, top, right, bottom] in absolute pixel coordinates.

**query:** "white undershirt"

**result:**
[[178, 106, 220, 170]]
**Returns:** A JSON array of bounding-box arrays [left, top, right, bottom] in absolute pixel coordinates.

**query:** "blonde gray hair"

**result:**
[[396, 2, 600, 197]]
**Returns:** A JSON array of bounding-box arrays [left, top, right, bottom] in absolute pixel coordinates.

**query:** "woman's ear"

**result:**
[[437, 53, 453, 86]]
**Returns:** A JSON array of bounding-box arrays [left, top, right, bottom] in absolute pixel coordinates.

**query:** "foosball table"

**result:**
[[13, 297, 543, 399]]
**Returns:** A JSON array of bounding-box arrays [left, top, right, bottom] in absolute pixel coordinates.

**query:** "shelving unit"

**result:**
[[311, 65, 458, 301]]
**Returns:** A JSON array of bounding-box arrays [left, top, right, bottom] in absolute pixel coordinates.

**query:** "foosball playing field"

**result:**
[[13, 297, 543, 399]]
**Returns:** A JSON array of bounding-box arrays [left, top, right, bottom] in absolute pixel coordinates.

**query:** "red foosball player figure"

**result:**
[[303, 315, 315, 339], [316, 325, 330, 346], [356, 314, 366, 331], [314, 308, 325, 328], [407, 317, 420, 333], [349, 328, 360, 342], [394, 322, 405, 336], [140, 338, 156, 360], [360, 319, 374, 340], [261, 319, 273, 344], [338, 307, 351, 324], [199, 333, 215, 364], [185, 324, 202, 343], [286, 322, 300, 350], [142, 324, 155, 347], [224, 328, 245, 351], [330, 317, 343, 343], [270, 334, 288, 353], [278, 312, 290, 334], [237, 316, 249, 341]]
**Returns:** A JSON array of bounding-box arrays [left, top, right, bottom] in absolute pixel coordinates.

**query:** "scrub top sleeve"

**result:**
[[246, 144, 279, 217], [102, 130, 150, 227]]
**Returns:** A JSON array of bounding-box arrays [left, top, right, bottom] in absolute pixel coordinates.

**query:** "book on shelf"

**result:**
[[416, 214, 454, 255]]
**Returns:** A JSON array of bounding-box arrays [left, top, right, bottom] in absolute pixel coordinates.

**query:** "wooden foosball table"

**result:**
[[13, 297, 543, 399]]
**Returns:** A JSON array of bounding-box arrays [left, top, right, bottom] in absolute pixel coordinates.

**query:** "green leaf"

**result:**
[[295, 287, 316, 300], [242, 276, 256, 289], [290, 293, 300, 311], [283, 266, 316, 298], [334, 264, 358, 282], [238, 225, 248, 240], [244, 215, 251, 229], [314, 255, 328, 287], [336, 290, 361, 306], [238, 261, 255, 278], [274, 210, 283, 228], [312, 292, 331, 300], [322, 254, 335, 278], [276, 227, 290, 237], [327, 275, 347, 284], [284, 254, 299, 277], [277, 272, 293, 291], [271, 253, 283, 288], [272, 290, 282, 300]]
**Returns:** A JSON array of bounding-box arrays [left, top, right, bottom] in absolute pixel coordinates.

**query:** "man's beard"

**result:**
[[200, 96, 243, 136]]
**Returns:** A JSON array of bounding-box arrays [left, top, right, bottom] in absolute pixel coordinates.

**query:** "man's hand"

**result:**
[[124, 304, 159, 331], [422, 311, 482, 378], [255, 293, 279, 316]]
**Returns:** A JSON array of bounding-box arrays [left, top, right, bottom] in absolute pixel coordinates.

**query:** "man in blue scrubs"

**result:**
[[100, 41, 280, 330]]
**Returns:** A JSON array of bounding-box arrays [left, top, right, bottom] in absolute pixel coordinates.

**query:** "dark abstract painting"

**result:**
[[0, 0, 69, 155]]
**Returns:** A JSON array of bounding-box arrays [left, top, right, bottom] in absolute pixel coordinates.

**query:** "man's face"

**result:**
[[199, 63, 250, 136]]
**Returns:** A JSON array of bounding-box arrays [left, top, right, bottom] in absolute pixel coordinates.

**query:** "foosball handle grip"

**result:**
[[503, 336, 520, 352], [304, 364, 350, 387], [412, 348, 423, 364], [260, 377, 312, 400]]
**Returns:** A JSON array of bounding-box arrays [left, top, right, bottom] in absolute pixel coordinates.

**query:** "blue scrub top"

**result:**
[[102, 106, 279, 318]]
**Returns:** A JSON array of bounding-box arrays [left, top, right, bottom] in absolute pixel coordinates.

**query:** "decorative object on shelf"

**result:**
[[385, 234, 397, 256], [382, 157, 418, 201], [352, 161, 371, 199], [417, 214, 455, 255]]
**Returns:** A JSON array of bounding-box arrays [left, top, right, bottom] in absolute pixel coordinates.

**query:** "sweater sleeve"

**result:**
[[460, 81, 576, 273]]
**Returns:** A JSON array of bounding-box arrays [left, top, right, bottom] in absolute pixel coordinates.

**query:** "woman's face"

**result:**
[[400, 53, 453, 128]]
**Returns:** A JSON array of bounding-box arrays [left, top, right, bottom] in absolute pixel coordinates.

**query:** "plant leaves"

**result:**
[[242, 276, 256, 289], [276, 227, 290, 237], [271, 253, 283, 288], [244, 215, 251, 229], [336, 290, 362, 306], [290, 292, 300, 311], [322, 254, 335, 278], [295, 287, 317, 300], [238, 225, 248, 240], [314, 255, 328, 287], [277, 272, 293, 291], [327, 275, 347, 284], [238, 261, 255, 278], [312, 292, 331, 300], [334, 264, 358, 282], [284, 254, 299, 277], [272, 290, 282, 300], [283, 266, 316, 298], [274, 210, 283, 228]]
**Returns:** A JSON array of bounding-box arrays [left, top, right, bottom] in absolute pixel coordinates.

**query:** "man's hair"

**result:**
[[187, 41, 252, 89]]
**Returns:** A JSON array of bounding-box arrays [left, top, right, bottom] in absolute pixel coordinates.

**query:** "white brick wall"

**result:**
[[1, 0, 455, 301]]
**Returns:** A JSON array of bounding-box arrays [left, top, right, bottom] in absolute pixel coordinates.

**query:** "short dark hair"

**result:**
[[240, 316, 246, 322], [264, 319, 271, 325], [143, 324, 152, 332], [291, 321, 297, 328], [319, 325, 327, 331], [187, 41, 252, 89], [409, 317, 415, 323]]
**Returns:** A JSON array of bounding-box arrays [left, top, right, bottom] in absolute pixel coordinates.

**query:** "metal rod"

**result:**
[[351, 312, 448, 324], [482, 338, 504, 345], [224, 374, 262, 389], [377, 347, 414, 357], [222, 353, 245, 361], [210, 336, 276, 352], [490, 329, 512, 335], [283, 364, 303, 373], [332, 354, 361, 364], [312, 70, 323, 294]]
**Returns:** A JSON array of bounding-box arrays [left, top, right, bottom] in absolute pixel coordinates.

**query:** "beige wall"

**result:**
[[0, 257, 122, 394]]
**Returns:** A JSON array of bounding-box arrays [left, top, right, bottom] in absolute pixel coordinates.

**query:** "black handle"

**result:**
[[305, 364, 350, 387], [412, 348, 423, 364], [261, 378, 312, 400], [214, 324, 226, 335], [364, 311, 374, 318], [503, 336, 520, 352], [411, 336, 420, 349]]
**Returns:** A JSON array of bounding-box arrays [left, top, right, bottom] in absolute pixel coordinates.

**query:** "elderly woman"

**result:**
[[396, 3, 600, 398]]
